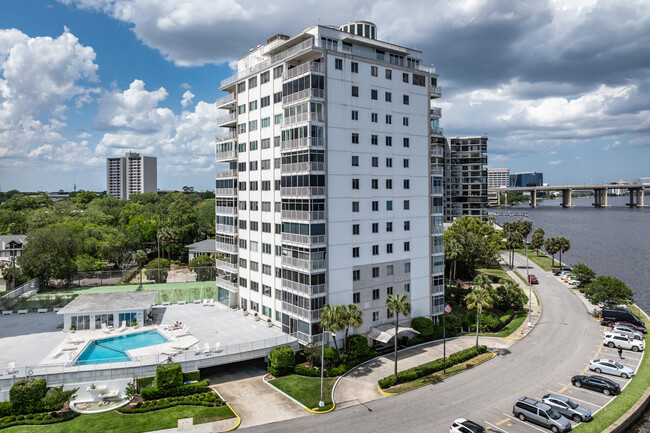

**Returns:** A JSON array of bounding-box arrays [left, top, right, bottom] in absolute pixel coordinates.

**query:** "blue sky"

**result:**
[[1, 0, 649, 192]]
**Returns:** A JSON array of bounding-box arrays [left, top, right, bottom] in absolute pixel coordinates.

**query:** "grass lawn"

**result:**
[[512, 249, 563, 271], [480, 311, 529, 338], [269, 375, 337, 412], [3, 405, 234, 433], [476, 268, 516, 285], [386, 352, 494, 393], [572, 304, 649, 432]]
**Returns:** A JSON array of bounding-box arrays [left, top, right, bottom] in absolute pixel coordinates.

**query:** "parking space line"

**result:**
[[547, 390, 603, 408], [560, 382, 615, 399], [559, 386, 567, 393], [485, 421, 509, 433], [502, 413, 547, 433], [495, 418, 510, 426]]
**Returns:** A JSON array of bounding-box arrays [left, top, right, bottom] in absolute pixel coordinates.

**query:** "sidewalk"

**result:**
[[498, 252, 541, 339]]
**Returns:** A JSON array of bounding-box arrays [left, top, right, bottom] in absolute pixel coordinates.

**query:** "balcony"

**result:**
[[215, 223, 237, 234], [432, 284, 444, 295], [281, 137, 324, 151], [431, 205, 443, 215], [431, 186, 444, 195], [281, 255, 326, 271], [215, 205, 237, 215], [430, 147, 444, 158], [282, 279, 326, 296], [281, 209, 326, 221], [431, 244, 444, 255], [283, 112, 324, 126], [215, 169, 237, 179], [216, 93, 236, 109], [281, 233, 326, 246], [215, 258, 238, 274], [282, 88, 324, 105], [284, 61, 325, 81], [280, 186, 326, 198], [217, 112, 237, 128], [215, 241, 237, 254], [280, 161, 325, 174], [430, 107, 442, 118], [215, 131, 237, 143], [431, 126, 444, 136], [282, 302, 321, 321], [215, 187, 237, 197], [216, 275, 239, 293], [430, 86, 442, 98], [215, 147, 237, 162]]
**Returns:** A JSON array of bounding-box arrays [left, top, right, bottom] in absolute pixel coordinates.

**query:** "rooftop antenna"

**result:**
[[74, 183, 77, 193]]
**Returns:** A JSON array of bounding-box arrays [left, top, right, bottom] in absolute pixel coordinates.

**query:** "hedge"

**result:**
[[378, 345, 488, 389], [118, 393, 223, 414], [182, 371, 201, 382], [136, 376, 155, 392], [0, 403, 10, 418], [9, 379, 47, 415], [0, 413, 78, 430], [141, 379, 210, 400], [268, 345, 295, 377], [293, 350, 377, 378], [155, 363, 183, 390]]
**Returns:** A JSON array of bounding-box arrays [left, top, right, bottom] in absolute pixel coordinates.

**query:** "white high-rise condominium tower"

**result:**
[[214, 21, 444, 343], [106, 152, 157, 200]]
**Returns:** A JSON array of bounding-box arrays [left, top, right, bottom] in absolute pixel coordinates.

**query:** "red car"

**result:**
[[613, 322, 647, 334], [528, 274, 539, 284]]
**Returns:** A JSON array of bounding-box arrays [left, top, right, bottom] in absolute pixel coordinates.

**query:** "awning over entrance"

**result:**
[[367, 323, 420, 344]]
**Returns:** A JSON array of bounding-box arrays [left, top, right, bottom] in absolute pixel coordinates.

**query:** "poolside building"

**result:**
[[57, 292, 158, 331]]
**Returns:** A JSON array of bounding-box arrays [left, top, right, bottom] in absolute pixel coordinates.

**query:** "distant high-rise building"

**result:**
[[510, 172, 543, 188], [488, 168, 510, 188], [106, 152, 157, 200], [443, 136, 488, 221]]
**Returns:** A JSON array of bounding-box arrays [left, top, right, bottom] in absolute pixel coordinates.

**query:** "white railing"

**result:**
[[281, 279, 326, 295], [283, 61, 325, 80], [431, 166, 444, 176], [215, 241, 237, 253], [215, 206, 237, 215], [432, 224, 445, 235], [430, 147, 444, 158], [216, 276, 238, 292], [282, 88, 324, 105], [280, 161, 325, 173], [431, 126, 444, 135], [215, 131, 237, 143], [215, 188, 237, 197], [216, 93, 236, 107], [280, 186, 326, 197], [431, 244, 444, 255], [216, 112, 237, 126], [280, 233, 326, 246], [215, 148, 237, 162], [215, 169, 237, 179], [283, 112, 324, 126], [280, 137, 324, 151], [281, 256, 327, 271], [430, 86, 442, 97], [282, 303, 321, 321], [215, 259, 238, 273], [215, 223, 237, 234], [432, 304, 444, 315], [431, 186, 444, 195], [432, 284, 445, 295], [430, 107, 442, 117], [431, 205, 443, 215], [281, 210, 326, 221]]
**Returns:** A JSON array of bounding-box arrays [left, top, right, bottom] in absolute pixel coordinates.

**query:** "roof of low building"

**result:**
[[185, 239, 217, 252], [57, 291, 158, 315], [0, 235, 27, 248]]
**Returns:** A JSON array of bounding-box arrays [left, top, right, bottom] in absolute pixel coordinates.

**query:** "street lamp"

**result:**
[[526, 239, 532, 327], [319, 330, 335, 408]]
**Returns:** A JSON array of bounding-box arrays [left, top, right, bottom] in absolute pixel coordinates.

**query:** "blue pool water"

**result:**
[[74, 330, 168, 365]]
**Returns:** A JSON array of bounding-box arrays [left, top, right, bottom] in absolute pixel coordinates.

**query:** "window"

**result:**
[[238, 162, 246, 172], [386, 136, 392, 146], [351, 86, 359, 97], [274, 114, 282, 124], [386, 243, 393, 254], [352, 133, 359, 144], [404, 179, 410, 189], [372, 267, 380, 278], [250, 281, 259, 292], [387, 200, 393, 211], [385, 115, 392, 124], [353, 270, 361, 281], [353, 224, 360, 235], [239, 277, 247, 288], [371, 135, 378, 145], [371, 157, 378, 167], [239, 201, 247, 210], [250, 261, 259, 272], [260, 71, 270, 84], [274, 136, 281, 146], [237, 82, 246, 92], [353, 292, 360, 303], [386, 158, 392, 167], [385, 92, 392, 102], [248, 76, 257, 88], [238, 104, 246, 114], [371, 113, 378, 123], [371, 179, 378, 189], [262, 222, 271, 233], [403, 158, 409, 168], [404, 283, 410, 292], [274, 157, 281, 168], [261, 117, 270, 128], [387, 285, 393, 294], [263, 264, 272, 275], [404, 221, 410, 231], [403, 117, 409, 126], [351, 62, 358, 73], [403, 94, 409, 105], [239, 182, 246, 191], [404, 241, 410, 251], [250, 221, 258, 231], [249, 161, 258, 171], [372, 201, 379, 211], [250, 241, 259, 252], [385, 69, 392, 79], [404, 200, 410, 210], [373, 312, 379, 322], [335, 58, 343, 70], [413, 74, 426, 86], [249, 100, 257, 110], [250, 140, 258, 150], [239, 142, 246, 152], [274, 92, 282, 103], [352, 247, 359, 258], [239, 258, 247, 268], [371, 66, 378, 77], [249, 120, 258, 131], [239, 239, 247, 249], [239, 220, 247, 229], [261, 200, 271, 210], [351, 110, 359, 120], [238, 123, 246, 134], [352, 178, 360, 189], [273, 65, 283, 79], [387, 266, 394, 277], [403, 72, 409, 83], [352, 155, 359, 166], [372, 223, 379, 233], [403, 137, 410, 147], [372, 289, 380, 300], [404, 262, 411, 273], [275, 223, 281, 233], [352, 201, 360, 212], [275, 245, 282, 256], [386, 179, 392, 189], [261, 160, 270, 170], [371, 89, 378, 100], [386, 221, 393, 232], [372, 245, 379, 255], [260, 95, 270, 107], [250, 201, 259, 211]]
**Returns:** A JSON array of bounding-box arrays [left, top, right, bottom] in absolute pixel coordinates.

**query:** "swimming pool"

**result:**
[[74, 330, 168, 365]]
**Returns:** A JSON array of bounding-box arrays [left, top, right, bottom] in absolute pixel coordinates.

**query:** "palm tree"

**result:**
[[530, 228, 545, 257], [445, 238, 462, 284], [517, 219, 532, 240], [157, 228, 175, 260], [385, 294, 412, 383], [498, 278, 524, 311], [505, 229, 524, 268], [544, 237, 560, 267], [557, 236, 570, 267], [343, 304, 363, 351], [466, 286, 494, 351], [472, 273, 492, 291], [320, 304, 345, 358]]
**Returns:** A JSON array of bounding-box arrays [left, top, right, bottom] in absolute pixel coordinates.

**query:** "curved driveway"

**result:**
[[243, 253, 602, 432]]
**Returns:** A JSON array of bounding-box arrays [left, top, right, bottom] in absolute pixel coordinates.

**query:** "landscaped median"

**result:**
[[268, 375, 337, 412], [378, 345, 491, 392]]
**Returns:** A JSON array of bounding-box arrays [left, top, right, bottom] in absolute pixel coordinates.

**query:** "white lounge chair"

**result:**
[[194, 345, 202, 355], [214, 342, 221, 354], [6, 362, 19, 375], [117, 321, 127, 333], [193, 299, 202, 304], [176, 326, 190, 337], [202, 343, 211, 355], [101, 323, 113, 334], [202, 298, 215, 306]]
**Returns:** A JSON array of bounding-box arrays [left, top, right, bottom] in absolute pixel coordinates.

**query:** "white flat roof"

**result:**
[[57, 292, 158, 315]]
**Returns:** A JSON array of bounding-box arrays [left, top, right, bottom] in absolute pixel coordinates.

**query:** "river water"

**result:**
[[493, 195, 650, 431]]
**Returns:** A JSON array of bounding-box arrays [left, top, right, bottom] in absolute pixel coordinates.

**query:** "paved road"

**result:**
[[242, 253, 606, 432]]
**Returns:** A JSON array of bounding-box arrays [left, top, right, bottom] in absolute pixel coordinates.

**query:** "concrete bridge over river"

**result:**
[[490, 184, 646, 208]]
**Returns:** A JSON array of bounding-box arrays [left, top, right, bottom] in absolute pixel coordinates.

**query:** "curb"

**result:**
[[262, 374, 334, 414], [210, 386, 241, 431], [377, 385, 396, 396]]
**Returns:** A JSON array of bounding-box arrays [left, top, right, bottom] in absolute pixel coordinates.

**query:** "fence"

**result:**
[[0, 278, 39, 307], [61, 267, 218, 288]]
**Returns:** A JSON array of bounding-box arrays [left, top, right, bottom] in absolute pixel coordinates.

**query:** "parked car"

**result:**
[[611, 324, 645, 340], [571, 375, 621, 395], [600, 307, 645, 329], [512, 397, 572, 432], [449, 418, 488, 433], [603, 332, 644, 352], [589, 358, 635, 379], [542, 394, 592, 423], [529, 274, 539, 284], [613, 321, 647, 334], [553, 267, 572, 276], [567, 278, 579, 286]]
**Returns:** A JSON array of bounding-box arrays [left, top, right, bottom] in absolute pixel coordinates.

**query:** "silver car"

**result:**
[[611, 326, 644, 341], [589, 358, 635, 379], [542, 394, 592, 423], [513, 397, 572, 432]]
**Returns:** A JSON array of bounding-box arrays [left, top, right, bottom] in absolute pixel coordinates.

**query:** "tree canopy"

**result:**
[[586, 276, 634, 307], [444, 216, 502, 279]]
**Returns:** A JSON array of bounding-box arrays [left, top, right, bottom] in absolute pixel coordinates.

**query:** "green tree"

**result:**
[[466, 285, 494, 351], [74, 254, 105, 272], [444, 216, 502, 279], [517, 218, 533, 240], [385, 294, 412, 382], [342, 304, 364, 351], [544, 237, 560, 267], [134, 250, 148, 268], [530, 228, 545, 257], [496, 279, 527, 312], [572, 263, 596, 287], [71, 190, 97, 207], [189, 255, 216, 281], [586, 276, 634, 307], [145, 258, 171, 283], [504, 225, 524, 268], [557, 236, 570, 267], [444, 238, 462, 283], [320, 304, 346, 359]]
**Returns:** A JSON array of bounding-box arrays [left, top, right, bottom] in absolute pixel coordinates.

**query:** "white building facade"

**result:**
[[487, 168, 510, 188], [215, 22, 444, 343], [106, 152, 157, 200]]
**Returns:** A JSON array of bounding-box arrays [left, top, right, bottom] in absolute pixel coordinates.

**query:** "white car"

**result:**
[[589, 358, 635, 378], [450, 418, 488, 433], [611, 325, 644, 341], [603, 332, 644, 352], [567, 278, 579, 286]]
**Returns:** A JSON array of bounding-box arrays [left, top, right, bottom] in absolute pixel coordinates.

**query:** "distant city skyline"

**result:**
[[1, 0, 650, 191]]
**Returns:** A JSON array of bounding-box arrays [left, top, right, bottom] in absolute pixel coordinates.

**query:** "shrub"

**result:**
[[411, 317, 435, 339], [0, 402, 11, 417], [182, 371, 201, 383], [155, 363, 184, 390], [136, 376, 155, 392], [140, 379, 210, 400], [324, 346, 338, 365], [145, 258, 170, 283], [268, 345, 295, 376], [9, 379, 47, 414], [41, 385, 78, 412], [346, 334, 373, 361]]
